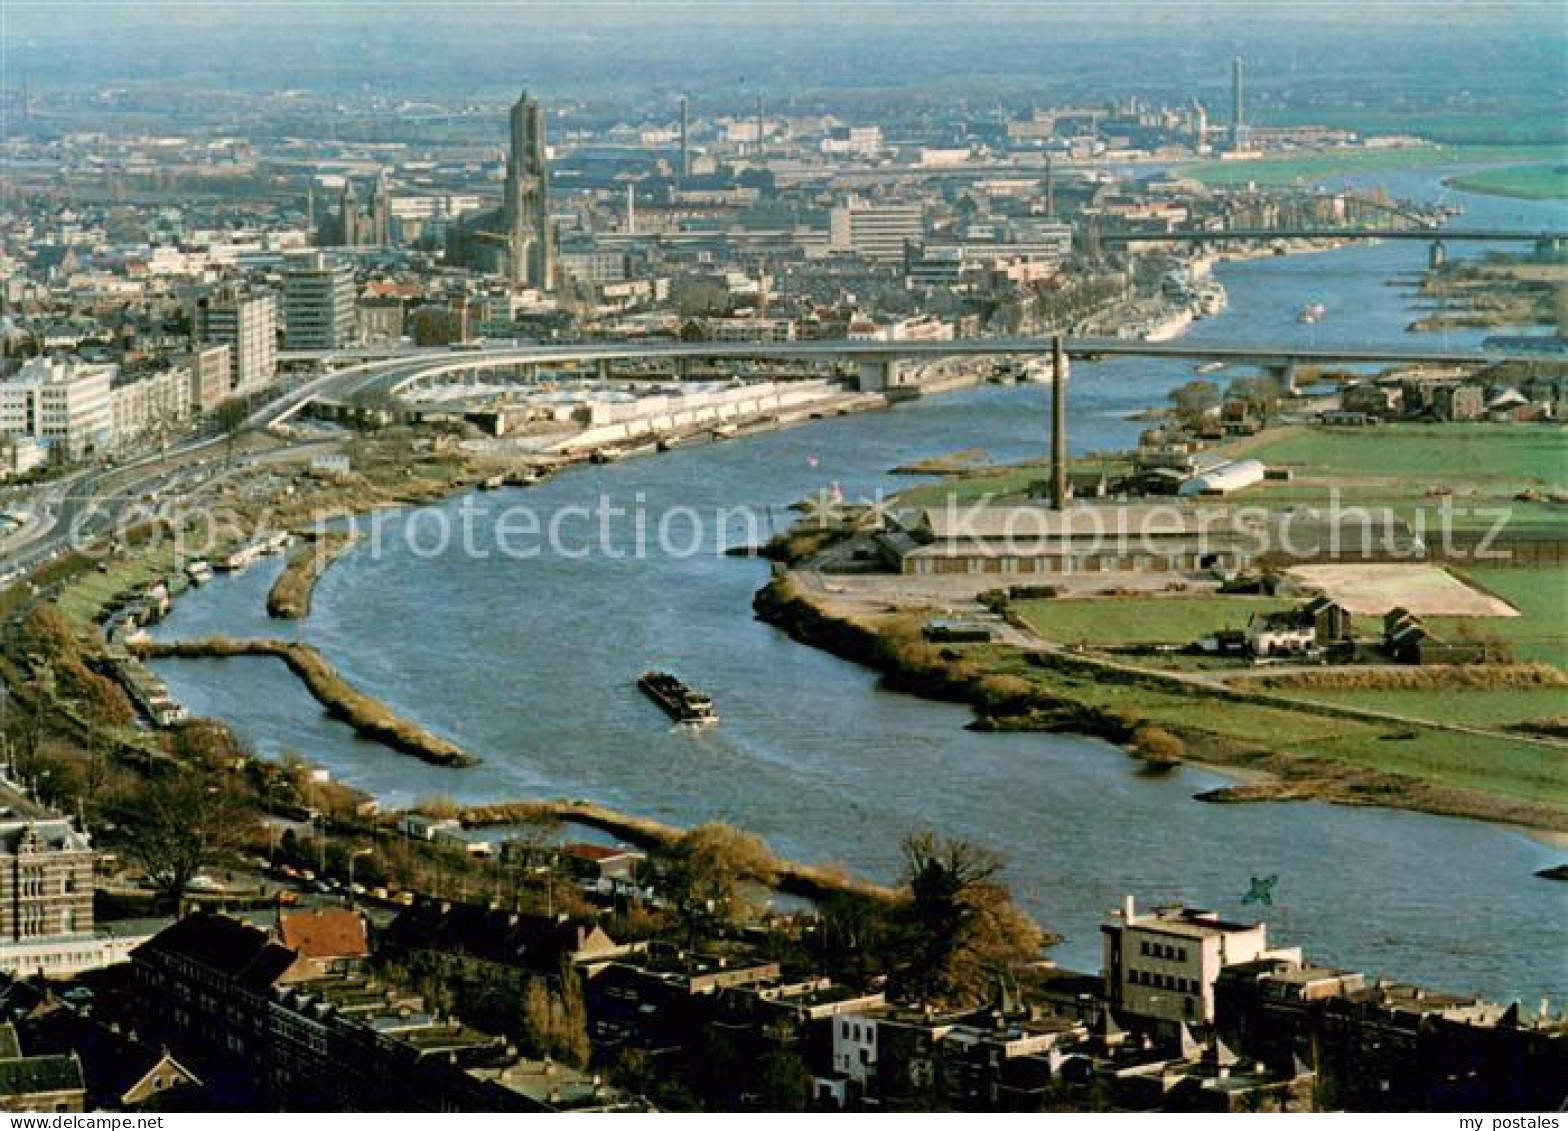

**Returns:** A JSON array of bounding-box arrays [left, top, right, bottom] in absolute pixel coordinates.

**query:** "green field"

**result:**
[[1235, 424, 1566, 486], [970, 644, 1567, 805], [1179, 144, 1568, 188], [53, 544, 183, 631], [1015, 595, 1293, 646], [1294, 686, 1567, 729], [1447, 163, 1568, 201], [1426, 567, 1568, 670], [1289, 726, 1567, 803]]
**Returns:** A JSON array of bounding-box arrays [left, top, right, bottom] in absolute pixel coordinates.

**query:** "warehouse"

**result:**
[[894, 503, 1418, 576]]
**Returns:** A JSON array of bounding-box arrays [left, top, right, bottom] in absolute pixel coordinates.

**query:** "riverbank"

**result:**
[[267, 530, 361, 619], [1445, 164, 1568, 202], [132, 637, 478, 767], [1178, 143, 1565, 187], [455, 798, 906, 907], [752, 573, 1568, 834]]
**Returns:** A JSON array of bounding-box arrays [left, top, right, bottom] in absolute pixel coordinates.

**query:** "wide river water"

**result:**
[[150, 168, 1567, 1003]]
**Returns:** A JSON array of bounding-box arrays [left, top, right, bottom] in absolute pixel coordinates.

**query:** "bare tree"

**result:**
[[657, 822, 777, 940], [892, 832, 1041, 1009], [213, 397, 249, 464], [1168, 380, 1221, 428], [110, 769, 243, 909]]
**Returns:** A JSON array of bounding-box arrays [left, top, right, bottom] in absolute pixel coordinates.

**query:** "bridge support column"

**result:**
[[1264, 362, 1296, 395], [1050, 335, 1068, 510], [855, 360, 913, 394], [1429, 239, 1446, 269]]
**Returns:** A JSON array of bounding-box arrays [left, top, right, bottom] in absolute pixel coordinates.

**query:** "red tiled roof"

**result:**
[[278, 908, 370, 960], [562, 843, 639, 862]]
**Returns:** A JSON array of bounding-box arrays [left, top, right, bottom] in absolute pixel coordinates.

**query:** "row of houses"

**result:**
[[8, 876, 1558, 1113], [1341, 371, 1568, 423], [126, 908, 650, 1112]]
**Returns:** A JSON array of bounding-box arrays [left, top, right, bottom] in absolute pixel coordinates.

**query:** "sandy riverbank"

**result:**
[[267, 530, 361, 619]]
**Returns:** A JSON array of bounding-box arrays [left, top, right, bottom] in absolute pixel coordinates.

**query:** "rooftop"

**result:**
[[277, 907, 370, 961]]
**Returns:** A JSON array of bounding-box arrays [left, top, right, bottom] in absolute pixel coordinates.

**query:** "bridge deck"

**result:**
[[260, 336, 1549, 428]]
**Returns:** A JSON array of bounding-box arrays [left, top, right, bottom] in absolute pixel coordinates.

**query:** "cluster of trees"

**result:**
[[1166, 373, 1286, 430], [652, 822, 1041, 1013]]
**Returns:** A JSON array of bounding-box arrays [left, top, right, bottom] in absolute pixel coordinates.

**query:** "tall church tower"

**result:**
[[339, 179, 362, 247], [503, 91, 555, 290], [369, 170, 391, 246]]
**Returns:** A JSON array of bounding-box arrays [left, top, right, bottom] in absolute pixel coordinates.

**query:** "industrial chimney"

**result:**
[[679, 96, 690, 187], [1051, 335, 1068, 510]]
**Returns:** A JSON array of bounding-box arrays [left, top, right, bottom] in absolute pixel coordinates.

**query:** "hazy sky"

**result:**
[[2, 1, 1563, 110], [7, 0, 1565, 37]]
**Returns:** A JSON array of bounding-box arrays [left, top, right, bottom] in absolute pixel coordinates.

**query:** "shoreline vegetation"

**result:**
[[131, 637, 478, 767], [267, 530, 361, 619], [454, 798, 912, 909], [751, 574, 1568, 834]]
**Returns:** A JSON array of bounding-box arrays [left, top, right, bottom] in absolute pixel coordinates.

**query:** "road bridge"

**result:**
[[1096, 225, 1566, 268], [265, 336, 1543, 428], [1098, 227, 1557, 243]]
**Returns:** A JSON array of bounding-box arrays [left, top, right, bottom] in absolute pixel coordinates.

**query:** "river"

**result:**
[[148, 168, 1568, 1004]]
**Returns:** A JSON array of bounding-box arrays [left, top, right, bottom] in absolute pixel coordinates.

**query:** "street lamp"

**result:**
[[347, 847, 373, 906], [307, 809, 326, 875]]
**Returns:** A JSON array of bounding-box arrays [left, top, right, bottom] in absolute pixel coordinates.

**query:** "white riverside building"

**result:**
[[0, 356, 115, 460], [1102, 895, 1301, 1029]]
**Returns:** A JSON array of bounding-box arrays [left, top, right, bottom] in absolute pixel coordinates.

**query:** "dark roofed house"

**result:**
[[1382, 607, 1497, 666], [0, 1023, 85, 1112], [0, 1051, 84, 1112], [16, 1009, 205, 1112], [129, 913, 297, 1105], [1301, 595, 1353, 646], [380, 901, 627, 1044], [383, 901, 622, 976]]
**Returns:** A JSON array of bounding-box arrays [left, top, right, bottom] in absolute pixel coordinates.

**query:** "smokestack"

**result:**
[[1044, 152, 1055, 219], [755, 95, 764, 154], [626, 184, 636, 234], [1051, 335, 1068, 510], [679, 96, 690, 187], [1231, 56, 1245, 151]]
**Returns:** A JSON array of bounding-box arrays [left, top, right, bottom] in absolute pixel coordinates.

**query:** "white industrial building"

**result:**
[[828, 200, 925, 262], [0, 356, 115, 460]]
